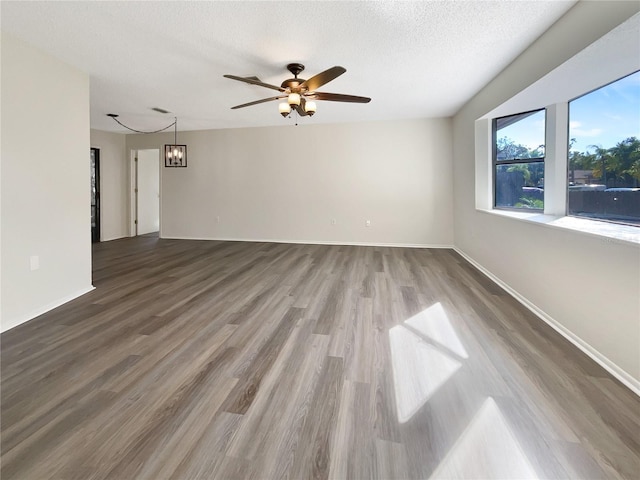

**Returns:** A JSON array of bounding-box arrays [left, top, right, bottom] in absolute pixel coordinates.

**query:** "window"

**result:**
[[493, 109, 546, 210], [568, 71, 640, 226]]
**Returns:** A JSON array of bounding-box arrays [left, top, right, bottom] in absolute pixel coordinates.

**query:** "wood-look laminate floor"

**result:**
[[1, 235, 639, 479]]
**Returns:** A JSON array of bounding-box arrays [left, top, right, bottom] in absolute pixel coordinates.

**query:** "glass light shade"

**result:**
[[279, 102, 291, 113], [304, 101, 317, 114], [279, 102, 291, 116], [288, 93, 301, 106]]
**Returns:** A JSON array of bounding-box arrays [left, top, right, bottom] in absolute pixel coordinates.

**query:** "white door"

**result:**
[[137, 149, 160, 235]]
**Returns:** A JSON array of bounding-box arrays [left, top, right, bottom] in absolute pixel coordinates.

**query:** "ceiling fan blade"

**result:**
[[300, 66, 346, 91], [223, 74, 286, 92], [231, 95, 287, 109], [308, 92, 371, 103]]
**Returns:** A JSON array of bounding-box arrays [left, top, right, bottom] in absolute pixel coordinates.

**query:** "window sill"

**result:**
[[477, 208, 640, 246]]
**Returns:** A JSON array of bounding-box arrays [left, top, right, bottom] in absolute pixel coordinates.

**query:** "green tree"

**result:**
[[515, 197, 544, 209], [587, 137, 639, 187], [612, 137, 640, 185], [497, 137, 545, 187], [506, 164, 531, 184], [588, 144, 612, 185], [569, 137, 595, 171], [496, 137, 544, 160], [496, 137, 530, 160]]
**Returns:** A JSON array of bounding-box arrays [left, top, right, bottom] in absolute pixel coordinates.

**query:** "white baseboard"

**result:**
[[1, 285, 96, 333], [100, 235, 127, 242], [159, 235, 453, 250], [453, 247, 640, 396]]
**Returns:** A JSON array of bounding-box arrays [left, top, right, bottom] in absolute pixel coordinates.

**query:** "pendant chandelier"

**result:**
[[106, 113, 187, 167], [164, 118, 187, 167]]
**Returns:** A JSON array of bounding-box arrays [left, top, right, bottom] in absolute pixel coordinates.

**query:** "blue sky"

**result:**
[[497, 70, 640, 154]]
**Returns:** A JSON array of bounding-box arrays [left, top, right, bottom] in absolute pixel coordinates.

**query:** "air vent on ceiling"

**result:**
[[151, 107, 171, 114]]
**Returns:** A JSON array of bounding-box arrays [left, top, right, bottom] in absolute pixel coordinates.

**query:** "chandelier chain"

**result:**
[[108, 115, 176, 134]]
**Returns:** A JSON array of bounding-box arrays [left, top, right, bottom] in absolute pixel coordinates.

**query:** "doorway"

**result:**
[[90, 148, 100, 243], [131, 149, 160, 236]]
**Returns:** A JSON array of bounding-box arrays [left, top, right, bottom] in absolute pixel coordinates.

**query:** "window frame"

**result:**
[[565, 70, 640, 227], [492, 108, 546, 212]]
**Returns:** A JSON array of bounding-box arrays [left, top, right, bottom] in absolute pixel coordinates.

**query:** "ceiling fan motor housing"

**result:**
[[286, 63, 305, 77], [281, 78, 305, 92], [282, 63, 306, 93]]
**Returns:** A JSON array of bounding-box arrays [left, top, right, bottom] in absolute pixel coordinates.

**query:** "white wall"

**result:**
[[1, 33, 93, 332], [90, 129, 128, 241], [126, 118, 454, 247], [136, 149, 160, 235], [453, 2, 640, 387]]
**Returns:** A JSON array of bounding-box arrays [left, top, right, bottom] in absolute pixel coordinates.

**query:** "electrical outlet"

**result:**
[[30, 255, 39, 271], [331, 219, 336, 226], [216, 216, 220, 223], [365, 220, 371, 227]]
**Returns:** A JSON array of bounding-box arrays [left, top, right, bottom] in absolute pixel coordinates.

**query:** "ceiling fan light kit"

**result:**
[[224, 63, 370, 122], [304, 101, 317, 115], [287, 93, 301, 106], [279, 102, 291, 117]]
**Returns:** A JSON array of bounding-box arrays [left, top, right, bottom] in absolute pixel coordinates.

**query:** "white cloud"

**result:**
[[572, 128, 604, 137], [570, 121, 603, 137]]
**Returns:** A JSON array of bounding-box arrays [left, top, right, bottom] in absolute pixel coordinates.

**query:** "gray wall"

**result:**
[[1, 33, 93, 331], [126, 118, 455, 247], [452, 2, 640, 387]]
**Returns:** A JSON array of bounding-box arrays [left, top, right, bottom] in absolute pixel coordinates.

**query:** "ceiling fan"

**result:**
[[223, 63, 371, 117]]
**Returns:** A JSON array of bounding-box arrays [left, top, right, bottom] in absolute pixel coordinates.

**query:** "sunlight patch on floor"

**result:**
[[404, 302, 468, 359], [390, 303, 468, 423], [430, 397, 539, 479]]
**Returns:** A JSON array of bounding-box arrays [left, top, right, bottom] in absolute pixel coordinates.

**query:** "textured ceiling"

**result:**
[[1, 1, 577, 133]]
